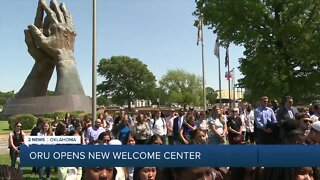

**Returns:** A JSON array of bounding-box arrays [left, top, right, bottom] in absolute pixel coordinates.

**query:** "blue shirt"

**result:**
[[254, 106, 277, 128], [118, 125, 130, 144]]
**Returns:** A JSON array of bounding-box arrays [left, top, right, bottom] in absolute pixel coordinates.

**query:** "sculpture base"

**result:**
[[2, 95, 92, 117]]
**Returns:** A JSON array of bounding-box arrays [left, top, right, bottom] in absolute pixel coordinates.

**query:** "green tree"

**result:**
[[46, 90, 55, 96], [206, 87, 218, 105], [97, 56, 156, 110], [159, 69, 202, 107], [195, 0, 320, 103], [151, 87, 169, 106], [97, 96, 112, 106], [0, 91, 14, 106]]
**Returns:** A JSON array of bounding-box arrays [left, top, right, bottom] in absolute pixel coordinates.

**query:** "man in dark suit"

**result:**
[[173, 109, 185, 144], [277, 96, 299, 142]]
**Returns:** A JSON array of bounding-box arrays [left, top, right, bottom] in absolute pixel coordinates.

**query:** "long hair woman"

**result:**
[[134, 113, 151, 144], [209, 106, 227, 144]]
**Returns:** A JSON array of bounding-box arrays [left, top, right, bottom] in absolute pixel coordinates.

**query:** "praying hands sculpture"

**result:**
[[16, 0, 85, 98]]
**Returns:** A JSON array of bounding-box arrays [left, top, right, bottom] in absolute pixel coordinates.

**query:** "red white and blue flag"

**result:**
[[225, 69, 234, 80]]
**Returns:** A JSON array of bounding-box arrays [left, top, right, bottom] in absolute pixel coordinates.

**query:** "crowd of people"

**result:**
[[5, 95, 320, 179]]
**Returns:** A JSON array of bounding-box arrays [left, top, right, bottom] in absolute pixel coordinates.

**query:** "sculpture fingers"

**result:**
[[60, 3, 76, 33], [40, 0, 59, 24], [43, 14, 51, 37], [24, 29, 39, 61], [50, 0, 65, 23], [27, 25, 48, 49], [24, 29, 51, 63], [34, 0, 44, 29]]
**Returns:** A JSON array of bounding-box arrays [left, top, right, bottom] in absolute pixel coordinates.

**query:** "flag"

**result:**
[[225, 47, 229, 67], [225, 69, 234, 80], [214, 36, 219, 58], [197, 17, 203, 45]]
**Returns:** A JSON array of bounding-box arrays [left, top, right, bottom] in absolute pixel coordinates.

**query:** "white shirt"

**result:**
[[150, 117, 167, 136], [243, 110, 255, 132]]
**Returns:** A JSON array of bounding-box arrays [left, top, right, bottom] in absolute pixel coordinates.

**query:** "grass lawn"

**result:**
[[0, 120, 10, 135], [0, 120, 31, 135], [0, 154, 59, 180]]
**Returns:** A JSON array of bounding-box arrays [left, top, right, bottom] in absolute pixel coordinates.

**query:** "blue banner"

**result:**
[[20, 145, 320, 167]]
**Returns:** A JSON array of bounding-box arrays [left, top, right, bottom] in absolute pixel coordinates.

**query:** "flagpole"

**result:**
[[228, 59, 231, 109], [200, 17, 206, 111], [198, 16, 206, 111], [214, 36, 221, 109], [201, 39, 206, 111], [92, 0, 97, 122], [218, 50, 222, 109], [233, 68, 236, 107]]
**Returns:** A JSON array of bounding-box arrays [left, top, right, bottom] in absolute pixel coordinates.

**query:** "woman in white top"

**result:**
[[243, 104, 255, 144], [209, 106, 227, 144], [196, 111, 209, 143]]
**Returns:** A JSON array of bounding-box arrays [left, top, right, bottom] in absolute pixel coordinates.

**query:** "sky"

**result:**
[[0, 0, 244, 97]]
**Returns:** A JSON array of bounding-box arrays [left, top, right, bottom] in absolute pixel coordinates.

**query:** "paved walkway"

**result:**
[[0, 134, 9, 155], [0, 132, 33, 156]]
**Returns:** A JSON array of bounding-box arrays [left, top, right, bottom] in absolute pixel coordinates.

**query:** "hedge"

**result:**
[[43, 111, 86, 120], [8, 114, 37, 130]]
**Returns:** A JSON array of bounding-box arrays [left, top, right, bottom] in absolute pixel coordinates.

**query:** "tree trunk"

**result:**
[[128, 99, 132, 111]]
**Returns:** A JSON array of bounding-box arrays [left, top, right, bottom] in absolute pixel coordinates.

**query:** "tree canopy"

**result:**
[[0, 91, 14, 107], [159, 69, 202, 107], [206, 87, 218, 105], [97, 96, 112, 106], [97, 56, 156, 109], [195, 0, 320, 103]]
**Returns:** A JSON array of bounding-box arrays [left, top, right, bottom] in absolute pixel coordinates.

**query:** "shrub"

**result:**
[[44, 111, 86, 120], [77, 112, 92, 120], [43, 111, 67, 120], [43, 117, 52, 123], [8, 114, 37, 130], [70, 111, 85, 119]]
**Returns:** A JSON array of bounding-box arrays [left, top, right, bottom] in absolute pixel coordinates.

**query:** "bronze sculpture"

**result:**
[[2, 0, 91, 116], [17, 0, 85, 97]]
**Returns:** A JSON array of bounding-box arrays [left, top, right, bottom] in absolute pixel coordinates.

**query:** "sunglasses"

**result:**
[[16, 125, 22, 127], [303, 120, 312, 124]]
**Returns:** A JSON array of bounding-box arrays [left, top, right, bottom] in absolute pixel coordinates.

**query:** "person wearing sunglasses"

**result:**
[[227, 108, 244, 144], [296, 113, 313, 138], [8, 122, 25, 174]]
